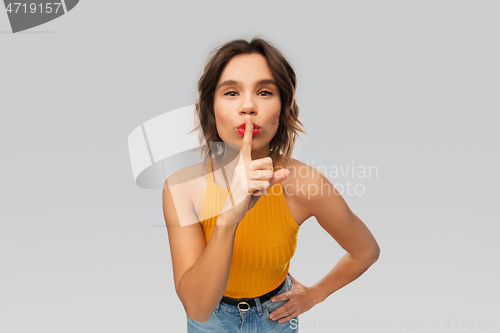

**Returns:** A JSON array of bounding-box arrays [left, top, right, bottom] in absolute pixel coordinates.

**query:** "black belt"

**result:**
[[220, 278, 286, 311]]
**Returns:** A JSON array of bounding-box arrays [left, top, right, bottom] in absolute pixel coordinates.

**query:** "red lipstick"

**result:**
[[236, 122, 261, 136], [237, 122, 260, 129]]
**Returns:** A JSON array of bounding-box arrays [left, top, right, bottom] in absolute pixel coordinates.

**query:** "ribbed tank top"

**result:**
[[197, 160, 300, 298]]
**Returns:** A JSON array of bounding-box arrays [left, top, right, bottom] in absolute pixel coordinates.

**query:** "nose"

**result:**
[[239, 93, 257, 116]]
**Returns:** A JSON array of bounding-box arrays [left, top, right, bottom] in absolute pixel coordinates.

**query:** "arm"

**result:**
[[269, 165, 380, 323], [247, 164, 380, 325], [163, 176, 238, 323], [304, 171, 380, 303]]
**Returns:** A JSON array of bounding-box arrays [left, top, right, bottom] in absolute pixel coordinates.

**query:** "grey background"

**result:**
[[1, 1, 499, 332]]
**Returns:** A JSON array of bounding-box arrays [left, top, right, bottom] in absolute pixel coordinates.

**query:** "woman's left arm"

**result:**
[[269, 168, 380, 323]]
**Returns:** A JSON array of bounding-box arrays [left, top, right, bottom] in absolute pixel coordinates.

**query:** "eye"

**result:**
[[259, 90, 273, 96], [224, 91, 238, 97]]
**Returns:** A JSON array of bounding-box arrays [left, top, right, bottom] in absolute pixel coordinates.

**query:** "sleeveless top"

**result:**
[[197, 160, 300, 298]]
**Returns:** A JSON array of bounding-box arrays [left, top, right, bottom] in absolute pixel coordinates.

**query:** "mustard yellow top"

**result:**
[[198, 161, 300, 298]]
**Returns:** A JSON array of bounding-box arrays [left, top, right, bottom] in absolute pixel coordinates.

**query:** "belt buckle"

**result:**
[[237, 301, 250, 312]]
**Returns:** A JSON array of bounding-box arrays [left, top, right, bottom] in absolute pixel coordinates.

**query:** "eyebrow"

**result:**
[[216, 79, 277, 91]]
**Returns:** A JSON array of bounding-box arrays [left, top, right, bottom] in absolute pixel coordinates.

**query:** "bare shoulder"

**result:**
[[278, 158, 324, 225], [281, 157, 326, 190], [165, 162, 206, 189], [281, 157, 341, 219], [283, 158, 324, 179], [163, 162, 208, 222]]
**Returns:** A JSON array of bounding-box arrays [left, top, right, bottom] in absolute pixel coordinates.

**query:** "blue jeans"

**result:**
[[187, 273, 299, 332]]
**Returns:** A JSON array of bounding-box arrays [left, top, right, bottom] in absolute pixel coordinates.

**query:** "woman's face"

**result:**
[[213, 53, 281, 160]]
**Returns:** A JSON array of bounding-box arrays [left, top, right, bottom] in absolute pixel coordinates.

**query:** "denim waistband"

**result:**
[[215, 273, 291, 314]]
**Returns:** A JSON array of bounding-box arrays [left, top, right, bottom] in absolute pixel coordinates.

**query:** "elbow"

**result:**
[[177, 282, 214, 323], [356, 244, 380, 266], [370, 244, 380, 264], [186, 309, 211, 324], [181, 298, 213, 324]]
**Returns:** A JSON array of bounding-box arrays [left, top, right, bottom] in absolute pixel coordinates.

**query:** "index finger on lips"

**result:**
[[240, 115, 253, 164]]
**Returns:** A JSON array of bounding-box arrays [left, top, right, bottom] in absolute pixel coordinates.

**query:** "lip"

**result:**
[[236, 128, 260, 136], [237, 122, 260, 129]]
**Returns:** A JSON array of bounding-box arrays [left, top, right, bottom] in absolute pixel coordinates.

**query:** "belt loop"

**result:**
[[254, 296, 263, 315]]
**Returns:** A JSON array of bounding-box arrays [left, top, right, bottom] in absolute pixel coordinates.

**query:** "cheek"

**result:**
[[213, 111, 230, 140], [272, 102, 281, 124], [271, 109, 281, 128]]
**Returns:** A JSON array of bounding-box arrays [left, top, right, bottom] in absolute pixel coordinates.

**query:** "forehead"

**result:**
[[218, 53, 273, 82]]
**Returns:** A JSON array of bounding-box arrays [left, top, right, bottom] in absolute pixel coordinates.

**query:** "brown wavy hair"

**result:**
[[191, 37, 307, 172]]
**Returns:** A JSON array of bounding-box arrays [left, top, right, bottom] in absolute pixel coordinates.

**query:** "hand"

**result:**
[[268, 273, 320, 324], [218, 115, 290, 225]]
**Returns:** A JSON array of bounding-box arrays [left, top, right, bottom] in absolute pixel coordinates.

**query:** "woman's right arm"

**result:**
[[162, 177, 238, 323], [163, 116, 288, 322]]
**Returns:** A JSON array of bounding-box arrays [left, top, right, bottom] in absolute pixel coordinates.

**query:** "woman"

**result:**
[[163, 38, 380, 332]]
